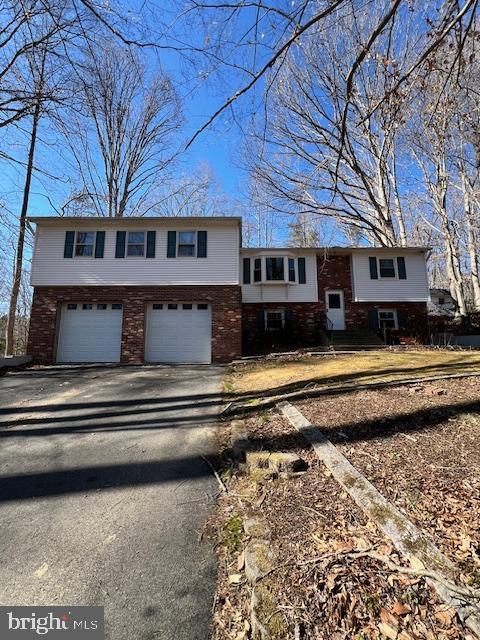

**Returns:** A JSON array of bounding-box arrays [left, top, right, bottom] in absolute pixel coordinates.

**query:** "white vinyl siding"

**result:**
[[352, 252, 429, 302], [241, 253, 318, 303], [145, 303, 212, 363], [31, 225, 240, 286], [57, 303, 122, 363]]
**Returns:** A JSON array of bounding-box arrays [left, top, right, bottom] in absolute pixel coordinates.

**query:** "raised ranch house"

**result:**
[[27, 216, 430, 364]]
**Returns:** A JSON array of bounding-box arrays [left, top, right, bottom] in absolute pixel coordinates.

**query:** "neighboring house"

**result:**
[[27, 217, 430, 364], [428, 288, 457, 317]]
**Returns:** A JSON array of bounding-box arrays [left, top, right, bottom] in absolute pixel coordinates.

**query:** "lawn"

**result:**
[[230, 350, 480, 396]]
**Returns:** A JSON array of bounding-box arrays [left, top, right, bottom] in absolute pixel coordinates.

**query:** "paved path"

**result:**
[[0, 364, 224, 640]]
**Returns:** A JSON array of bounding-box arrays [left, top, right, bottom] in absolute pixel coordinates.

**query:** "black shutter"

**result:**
[[397, 309, 407, 329], [284, 309, 294, 327], [115, 231, 126, 258], [64, 231, 75, 258], [397, 256, 407, 279], [369, 257, 378, 279], [197, 230, 207, 258], [94, 231, 105, 258], [146, 230, 156, 258], [256, 309, 265, 330], [298, 257, 306, 284], [167, 231, 176, 258], [368, 309, 379, 330], [243, 258, 251, 284]]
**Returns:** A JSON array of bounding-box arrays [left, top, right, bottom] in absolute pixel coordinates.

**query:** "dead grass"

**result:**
[[231, 351, 480, 395]]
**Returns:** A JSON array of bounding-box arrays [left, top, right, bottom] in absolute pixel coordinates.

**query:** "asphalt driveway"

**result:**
[[0, 364, 224, 639]]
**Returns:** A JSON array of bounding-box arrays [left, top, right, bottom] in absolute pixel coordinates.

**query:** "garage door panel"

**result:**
[[146, 303, 212, 364], [57, 304, 123, 363]]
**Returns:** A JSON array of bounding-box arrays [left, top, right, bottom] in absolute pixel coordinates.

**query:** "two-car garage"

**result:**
[[56, 301, 212, 364]]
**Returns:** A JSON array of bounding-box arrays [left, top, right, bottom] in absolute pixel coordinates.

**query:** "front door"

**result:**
[[325, 290, 345, 330]]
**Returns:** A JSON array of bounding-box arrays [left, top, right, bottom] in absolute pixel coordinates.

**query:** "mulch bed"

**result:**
[[209, 376, 480, 639]]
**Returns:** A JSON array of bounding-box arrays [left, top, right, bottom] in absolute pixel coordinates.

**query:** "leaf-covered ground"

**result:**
[[209, 377, 480, 639]]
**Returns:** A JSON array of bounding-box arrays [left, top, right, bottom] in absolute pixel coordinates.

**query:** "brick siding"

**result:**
[[241, 254, 428, 354], [28, 285, 242, 365], [242, 302, 324, 354]]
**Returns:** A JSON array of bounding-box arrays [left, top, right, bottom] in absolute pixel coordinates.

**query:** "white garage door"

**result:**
[[57, 302, 123, 363], [145, 302, 212, 364]]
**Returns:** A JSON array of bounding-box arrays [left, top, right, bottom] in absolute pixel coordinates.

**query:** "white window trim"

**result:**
[[177, 230, 197, 258], [378, 309, 398, 329], [74, 230, 96, 258], [264, 309, 285, 331], [126, 231, 146, 258], [249, 256, 299, 285], [376, 257, 398, 280]]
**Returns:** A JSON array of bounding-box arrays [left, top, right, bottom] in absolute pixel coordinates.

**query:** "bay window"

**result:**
[[244, 255, 306, 285], [266, 257, 284, 281]]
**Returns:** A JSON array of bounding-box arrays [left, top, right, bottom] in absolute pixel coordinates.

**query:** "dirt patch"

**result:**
[[229, 351, 480, 396], [209, 390, 477, 639]]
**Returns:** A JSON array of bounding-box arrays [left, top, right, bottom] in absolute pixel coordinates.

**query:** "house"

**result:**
[[26, 216, 430, 364], [428, 288, 457, 317]]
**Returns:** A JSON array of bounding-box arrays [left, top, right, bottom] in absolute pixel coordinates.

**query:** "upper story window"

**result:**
[[178, 231, 196, 257], [64, 230, 105, 259], [243, 255, 307, 285], [379, 258, 396, 278], [369, 256, 407, 280], [254, 258, 262, 282], [166, 230, 207, 258], [266, 257, 284, 281], [288, 258, 295, 283], [127, 231, 145, 257], [75, 231, 95, 257]]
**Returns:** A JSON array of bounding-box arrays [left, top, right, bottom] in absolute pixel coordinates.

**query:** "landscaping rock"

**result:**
[[245, 540, 274, 584], [244, 516, 271, 540], [249, 468, 277, 484], [268, 452, 308, 473], [246, 451, 308, 475]]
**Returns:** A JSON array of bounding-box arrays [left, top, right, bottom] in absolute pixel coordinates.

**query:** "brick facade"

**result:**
[[241, 254, 428, 354], [242, 302, 324, 354], [27, 255, 428, 363], [316, 254, 428, 336], [27, 285, 242, 365]]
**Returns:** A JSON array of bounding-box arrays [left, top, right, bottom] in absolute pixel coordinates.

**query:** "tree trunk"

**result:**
[[461, 172, 480, 310], [4, 77, 42, 355]]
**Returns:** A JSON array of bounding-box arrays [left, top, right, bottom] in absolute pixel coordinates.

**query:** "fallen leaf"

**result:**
[[378, 622, 398, 639], [228, 574, 243, 584], [391, 602, 411, 616], [434, 605, 456, 626], [380, 608, 399, 628]]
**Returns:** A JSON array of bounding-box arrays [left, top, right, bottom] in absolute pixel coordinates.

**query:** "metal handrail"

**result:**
[[319, 311, 334, 349]]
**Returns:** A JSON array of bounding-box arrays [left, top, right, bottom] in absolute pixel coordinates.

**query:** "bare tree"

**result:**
[[61, 44, 182, 217], [4, 45, 47, 355], [164, 0, 479, 151], [246, 6, 415, 246]]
